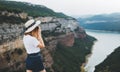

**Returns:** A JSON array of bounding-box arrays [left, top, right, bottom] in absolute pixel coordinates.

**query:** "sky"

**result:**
[[10, 0, 120, 17]]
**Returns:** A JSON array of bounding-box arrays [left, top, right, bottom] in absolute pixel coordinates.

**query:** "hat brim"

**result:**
[[25, 20, 41, 33]]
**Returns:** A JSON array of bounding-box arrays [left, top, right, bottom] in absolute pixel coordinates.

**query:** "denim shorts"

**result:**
[[26, 52, 45, 72]]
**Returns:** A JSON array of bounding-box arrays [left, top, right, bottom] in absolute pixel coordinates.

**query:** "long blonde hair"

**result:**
[[25, 26, 39, 39]]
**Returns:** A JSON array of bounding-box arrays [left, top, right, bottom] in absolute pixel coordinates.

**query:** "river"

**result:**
[[84, 30, 120, 72]]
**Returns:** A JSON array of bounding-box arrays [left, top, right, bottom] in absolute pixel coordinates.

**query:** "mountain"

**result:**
[[77, 13, 120, 32], [94, 46, 120, 72], [0, 0, 96, 72], [0, 0, 69, 18]]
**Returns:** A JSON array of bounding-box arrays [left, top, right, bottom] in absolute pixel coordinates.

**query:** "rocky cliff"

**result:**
[[0, 10, 87, 72]]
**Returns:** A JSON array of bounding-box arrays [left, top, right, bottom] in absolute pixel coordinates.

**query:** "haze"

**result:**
[[10, 0, 120, 16]]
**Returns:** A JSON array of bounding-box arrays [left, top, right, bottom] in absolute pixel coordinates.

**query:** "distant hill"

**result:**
[[0, 0, 69, 18], [94, 46, 120, 72], [77, 13, 120, 32]]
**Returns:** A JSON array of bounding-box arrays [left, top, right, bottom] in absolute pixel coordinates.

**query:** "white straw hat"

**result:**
[[24, 19, 41, 33]]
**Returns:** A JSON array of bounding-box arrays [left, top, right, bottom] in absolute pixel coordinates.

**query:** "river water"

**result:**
[[85, 30, 120, 72]]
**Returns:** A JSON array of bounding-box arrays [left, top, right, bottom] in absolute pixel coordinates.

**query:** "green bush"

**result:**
[[15, 48, 23, 55]]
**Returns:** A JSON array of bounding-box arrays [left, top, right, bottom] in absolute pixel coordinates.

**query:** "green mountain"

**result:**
[[78, 13, 120, 32], [94, 46, 120, 72], [0, 0, 69, 18]]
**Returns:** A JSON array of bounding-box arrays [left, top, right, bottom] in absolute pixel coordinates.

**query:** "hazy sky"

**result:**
[[10, 0, 120, 16]]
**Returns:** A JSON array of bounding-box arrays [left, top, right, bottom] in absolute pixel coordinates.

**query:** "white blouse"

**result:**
[[23, 35, 40, 54]]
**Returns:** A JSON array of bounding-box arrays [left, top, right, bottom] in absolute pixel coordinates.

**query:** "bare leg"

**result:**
[[40, 69, 46, 72], [26, 70, 32, 72]]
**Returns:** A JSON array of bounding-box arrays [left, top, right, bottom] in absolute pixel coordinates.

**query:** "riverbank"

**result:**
[[82, 53, 92, 72], [84, 30, 120, 72], [80, 35, 96, 72], [94, 46, 120, 72]]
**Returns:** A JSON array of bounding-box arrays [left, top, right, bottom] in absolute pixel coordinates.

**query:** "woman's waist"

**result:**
[[26, 48, 40, 54], [28, 52, 41, 57]]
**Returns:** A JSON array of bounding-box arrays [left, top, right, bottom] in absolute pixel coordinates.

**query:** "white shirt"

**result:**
[[23, 35, 40, 54]]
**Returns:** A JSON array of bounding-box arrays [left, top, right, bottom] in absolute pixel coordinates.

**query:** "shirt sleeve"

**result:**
[[32, 37, 40, 47]]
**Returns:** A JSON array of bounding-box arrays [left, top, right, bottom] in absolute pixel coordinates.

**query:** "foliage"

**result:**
[[14, 48, 23, 55], [42, 30, 65, 37], [0, 15, 27, 24], [51, 35, 96, 72]]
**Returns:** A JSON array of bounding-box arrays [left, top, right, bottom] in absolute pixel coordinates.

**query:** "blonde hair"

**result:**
[[25, 26, 39, 39]]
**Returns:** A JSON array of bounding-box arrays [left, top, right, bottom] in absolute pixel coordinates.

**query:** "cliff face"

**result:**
[[58, 33, 74, 47], [0, 21, 26, 72], [0, 11, 86, 72], [0, 23, 23, 45]]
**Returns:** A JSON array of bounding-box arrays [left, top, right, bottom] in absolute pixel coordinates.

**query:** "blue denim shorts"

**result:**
[[26, 52, 45, 72]]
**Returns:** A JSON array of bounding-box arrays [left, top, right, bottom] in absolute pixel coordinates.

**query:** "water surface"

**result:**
[[85, 30, 120, 72]]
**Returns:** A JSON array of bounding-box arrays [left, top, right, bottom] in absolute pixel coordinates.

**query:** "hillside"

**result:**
[[94, 46, 120, 72], [0, 0, 69, 18], [78, 13, 120, 32], [51, 35, 96, 72]]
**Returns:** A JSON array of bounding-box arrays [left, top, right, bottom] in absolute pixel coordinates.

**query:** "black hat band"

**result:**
[[25, 21, 36, 31]]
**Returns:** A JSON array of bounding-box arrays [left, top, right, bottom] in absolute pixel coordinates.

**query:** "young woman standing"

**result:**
[[23, 19, 46, 72]]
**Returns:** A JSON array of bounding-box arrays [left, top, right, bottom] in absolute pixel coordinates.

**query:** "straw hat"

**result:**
[[24, 19, 41, 33]]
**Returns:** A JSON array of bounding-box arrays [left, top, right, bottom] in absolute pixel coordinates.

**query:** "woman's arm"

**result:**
[[37, 34, 45, 48], [37, 27, 45, 48]]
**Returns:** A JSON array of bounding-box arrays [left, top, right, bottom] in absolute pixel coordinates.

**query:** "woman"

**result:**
[[23, 19, 46, 72]]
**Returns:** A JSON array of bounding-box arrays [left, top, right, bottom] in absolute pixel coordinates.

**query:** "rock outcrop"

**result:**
[[58, 33, 74, 47], [0, 23, 23, 45], [0, 11, 28, 19]]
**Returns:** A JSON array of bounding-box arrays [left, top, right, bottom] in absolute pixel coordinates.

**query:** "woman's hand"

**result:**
[[38, 26, 41, 33], [37, 26, 45, 48], [32, 28, 40, 40], [38, 27, 42, 38]]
